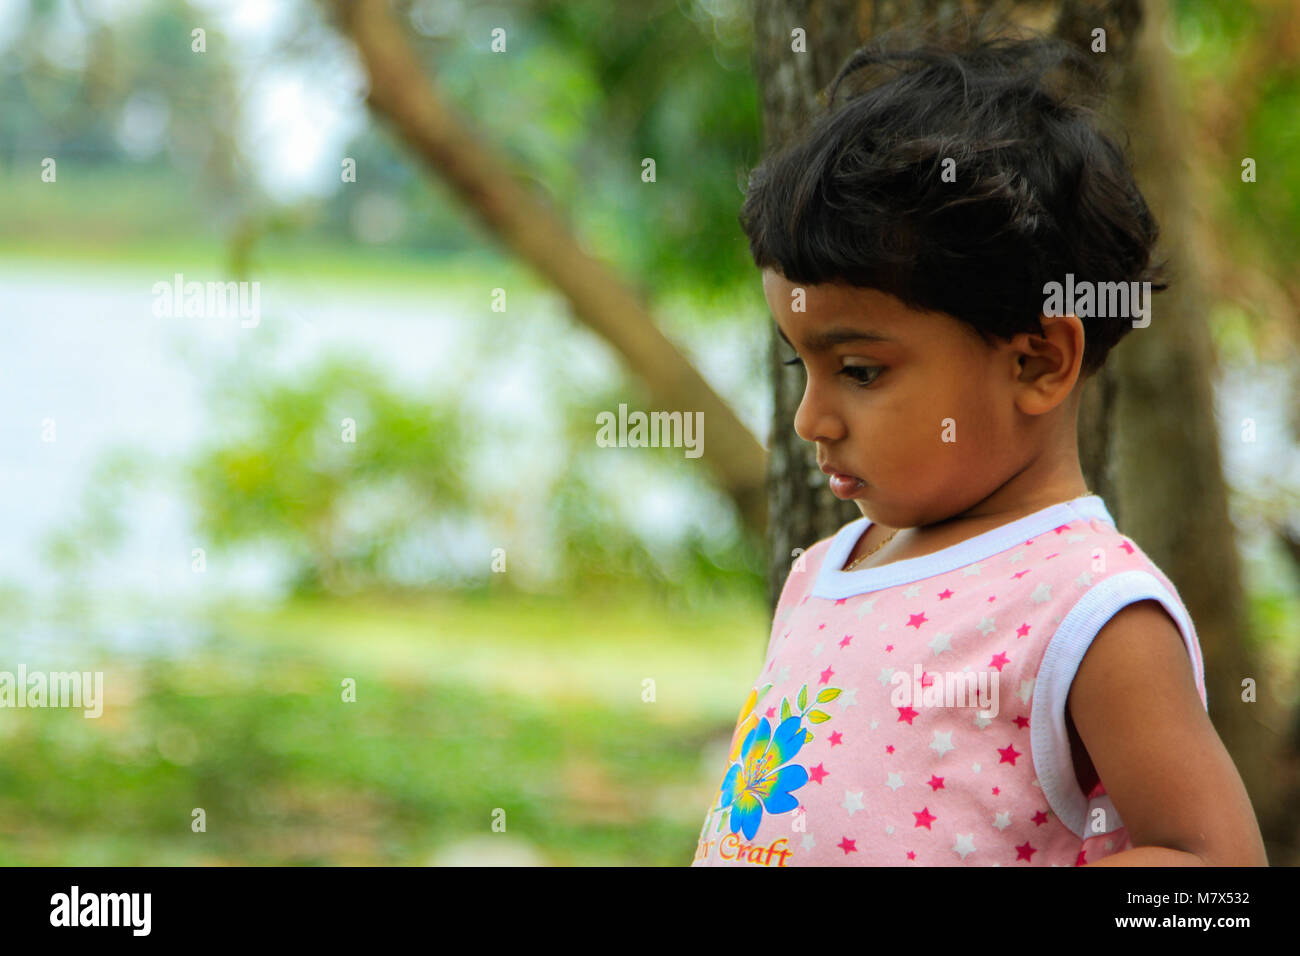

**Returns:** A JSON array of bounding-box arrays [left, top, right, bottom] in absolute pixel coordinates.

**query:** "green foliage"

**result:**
[[186, 356, 470, 594]]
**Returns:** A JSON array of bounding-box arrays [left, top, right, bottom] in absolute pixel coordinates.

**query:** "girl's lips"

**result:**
[[829, 472, 865, 499]]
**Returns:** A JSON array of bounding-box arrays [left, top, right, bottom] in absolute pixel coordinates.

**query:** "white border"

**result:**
[[1030, 570, 1208, 839], [811, 495, 1114, 599]]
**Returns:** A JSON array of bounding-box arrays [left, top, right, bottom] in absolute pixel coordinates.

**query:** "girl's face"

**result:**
[[762, 268, 1033, 529]]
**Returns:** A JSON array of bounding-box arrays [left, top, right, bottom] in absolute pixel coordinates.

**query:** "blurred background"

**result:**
[[1, 0, 1298, 865]]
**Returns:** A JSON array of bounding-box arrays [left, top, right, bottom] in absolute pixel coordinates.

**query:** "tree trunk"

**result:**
[[752, 0, 1285, 856]]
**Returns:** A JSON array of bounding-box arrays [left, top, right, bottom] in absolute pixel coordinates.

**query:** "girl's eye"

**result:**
[[841, 364, 884, 387], [782, 356, 803, 367]]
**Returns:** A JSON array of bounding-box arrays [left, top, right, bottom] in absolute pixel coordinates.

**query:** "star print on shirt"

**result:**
[[998, 744, 1022, 765], [838, 837, 857, 854], [808, 763, 829, 784], [913, 807, 937, 829]]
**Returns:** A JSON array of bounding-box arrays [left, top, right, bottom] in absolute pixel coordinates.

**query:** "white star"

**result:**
[[1018, 679, 1035, 704], [837, 687, 858, 711], [972, 762, 982, 773], [870, 719, 879, 730], [776, 665, 791, 683], [952, 833, 976, 860], [930, 731, 955, 757], [885, 824, 895, 835], [963, 563, 984, 576], [902, 584, 922, 599], [1075, 571, 1093, 587], [854, 596, 879, 618], [928, 632, 953, 656], [973, 712, 993, 730], [878, 668, 895, 686], [812, 641, 825, 657], [843, 790, 865, 815], [885, 772, 904, 791], [1031, 582, 1052, 604], [993, 811, 1011, 831], [977, 616, 996, 635], [1031, 778, 1042, 789], [877, 621, 890, 631], [802, 833, 816, 850], [1066, 533, 1087, 543], [1008, 549, 1026, 564]]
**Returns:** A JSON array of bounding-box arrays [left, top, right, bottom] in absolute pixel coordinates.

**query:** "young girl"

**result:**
[[691, 32, 1267, 867]]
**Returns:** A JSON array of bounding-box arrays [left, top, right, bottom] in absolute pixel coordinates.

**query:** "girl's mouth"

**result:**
[[829, 472, 866, 499]]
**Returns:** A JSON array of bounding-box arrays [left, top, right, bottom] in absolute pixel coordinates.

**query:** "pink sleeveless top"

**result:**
[[691, 495, 1206, 866]]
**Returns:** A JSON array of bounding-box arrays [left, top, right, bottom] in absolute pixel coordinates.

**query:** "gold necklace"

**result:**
[[841, 489, 1096, 574], [842, 529, 899, 572]]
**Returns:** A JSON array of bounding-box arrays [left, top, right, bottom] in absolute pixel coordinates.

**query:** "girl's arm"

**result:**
[[1065, 599, 1269, 866]]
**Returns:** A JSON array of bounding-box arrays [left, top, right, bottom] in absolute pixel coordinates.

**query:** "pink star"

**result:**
[[1045, 552, 1059, 560], [919, 670, 934, 687], [819, 666, 834, 685], [838, 634, 853, 648], [987, 594, 997, 603], [913, 807, 937, 829], [1075, 849, 1087, 866], [1120, 540, 1135, 554], [818, 622, 826, 629], [828, 730, 843, 747], [989, 651, 1010, 671], [837, 837, 857, 855], [938, 588, 954, 600], [991, 786, 1000, 795], [765, 706, 777, 719], [1032, 810, 1048, 826], [885, 644, 894, 652], [834, 598, 848, 606], [927, 775, 945, 791], [1052, 524, 1071, 535], [1016, 841, 1037, 862], [885, 744, 895, 754], [897, 706, 919, 725], [808, 763, 829, 784], [907, 612, 929, 629], [1013, 715, 1030, 729], [906, 850, 916, 860], [1012, 569, 1030, 579], [998, 743, 1022, 766], [1016, 623, 1031, 638]]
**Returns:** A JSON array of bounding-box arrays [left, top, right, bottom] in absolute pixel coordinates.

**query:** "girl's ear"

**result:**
[[1010, 314, 1084, 415]]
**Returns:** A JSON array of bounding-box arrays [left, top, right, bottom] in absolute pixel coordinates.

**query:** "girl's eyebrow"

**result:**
[[777, 324, 896, 352]]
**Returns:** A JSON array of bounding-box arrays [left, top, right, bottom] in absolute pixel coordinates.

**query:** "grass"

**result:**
[[0, 587, 768, 865]]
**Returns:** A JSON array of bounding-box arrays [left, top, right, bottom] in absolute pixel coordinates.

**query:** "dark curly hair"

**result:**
[[739, 26, 1168, 378]]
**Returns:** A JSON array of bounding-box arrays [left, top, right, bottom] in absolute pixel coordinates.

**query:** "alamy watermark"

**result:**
[[0, 666, 103, 718], [595, 403, 703, 458], [152, 272, 260, 327], [1042, 273, 1150, 328], [890, 663, 999, 718]]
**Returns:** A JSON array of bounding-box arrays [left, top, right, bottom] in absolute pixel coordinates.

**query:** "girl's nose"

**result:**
[[793, 380, 846, 444]]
